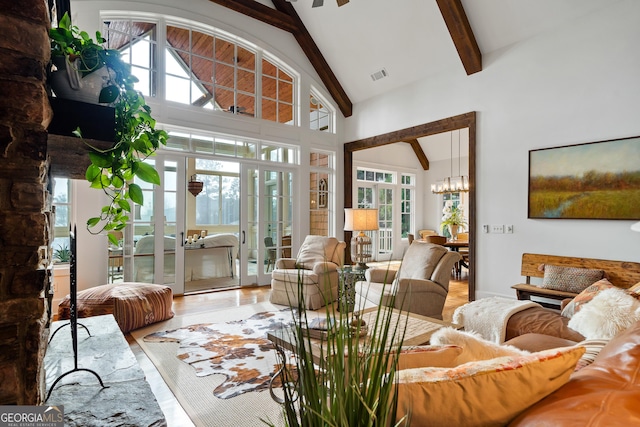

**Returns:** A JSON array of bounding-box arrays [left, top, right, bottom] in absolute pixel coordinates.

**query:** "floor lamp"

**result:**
[[344, 208, 379, 270]]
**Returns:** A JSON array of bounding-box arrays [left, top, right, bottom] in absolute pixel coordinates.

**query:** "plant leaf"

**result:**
[[99, 85, 120, 103], [128, 183, 144, 205], [88, 152, 112, 168], [134, 161, 161, 185], [87, 217, 100, 227]]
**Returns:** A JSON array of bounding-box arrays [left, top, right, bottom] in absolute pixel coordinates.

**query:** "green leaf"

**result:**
[[72, 127, 83, 138], [87, 217, 100, 227], [107, 233, 119, 246], [88, 152, 112, 168], [117, 199, 131, 212], [134, 161, 161, 185], [128, 183, 144, 205], [99, 85, 120, 104], [111, 175, 124, 188], [85, 164, 101, 181]]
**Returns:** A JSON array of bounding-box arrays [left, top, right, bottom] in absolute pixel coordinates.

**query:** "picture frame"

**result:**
[[528, 136, 640, 220]]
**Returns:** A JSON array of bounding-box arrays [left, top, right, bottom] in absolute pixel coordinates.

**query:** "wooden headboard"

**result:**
[[521, 253, 640, 289]]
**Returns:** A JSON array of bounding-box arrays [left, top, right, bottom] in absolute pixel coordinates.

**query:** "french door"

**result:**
[[356, 184, 393, 261], [240, 165, 294, 286]]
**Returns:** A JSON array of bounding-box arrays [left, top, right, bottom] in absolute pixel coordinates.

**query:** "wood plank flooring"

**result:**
[[128, 272, 469, 426]]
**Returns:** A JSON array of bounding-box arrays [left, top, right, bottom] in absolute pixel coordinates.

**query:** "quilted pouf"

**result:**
[[58, 283, 174, 333]]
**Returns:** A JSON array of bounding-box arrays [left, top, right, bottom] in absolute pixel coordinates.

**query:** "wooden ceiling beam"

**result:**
[[271, 0, 352, 117], [209, 0, 352, 117], [435, 0, 482, 75], [406, 139, 429, 170], [207, 0, 298, 32]]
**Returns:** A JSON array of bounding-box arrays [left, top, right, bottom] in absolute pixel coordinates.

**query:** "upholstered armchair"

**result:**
[[355, 241, 461, 319], [270, 235, 346, 309]]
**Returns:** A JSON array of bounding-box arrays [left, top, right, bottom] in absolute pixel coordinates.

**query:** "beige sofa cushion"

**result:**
[[396, 346, 584, 426], [295, 235, 339, 268], [397, 241, 447, 281]]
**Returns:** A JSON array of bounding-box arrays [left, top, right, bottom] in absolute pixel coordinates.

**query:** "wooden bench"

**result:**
[[511, 253, 640, 310]]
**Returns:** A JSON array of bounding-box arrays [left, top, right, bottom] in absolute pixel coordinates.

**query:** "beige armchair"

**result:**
[[270, 235, 346, 309], [355, 241, 461, 319]]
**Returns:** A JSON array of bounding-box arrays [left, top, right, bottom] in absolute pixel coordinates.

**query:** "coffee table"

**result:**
[[266, 307, 460, 402]]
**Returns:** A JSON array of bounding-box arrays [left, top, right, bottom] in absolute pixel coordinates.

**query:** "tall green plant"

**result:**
[[265, 266, 410, 426], [50, 13, 168, 242]]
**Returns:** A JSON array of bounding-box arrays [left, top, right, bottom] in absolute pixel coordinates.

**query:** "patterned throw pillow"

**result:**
[[574, 339, 609, 371], [561, 278, 614, 318], [541, 264, 605, 293]]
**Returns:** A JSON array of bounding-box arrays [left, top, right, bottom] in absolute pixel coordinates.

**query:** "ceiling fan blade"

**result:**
[[336, 0, 349, 6], [312, 0, 324, 7]]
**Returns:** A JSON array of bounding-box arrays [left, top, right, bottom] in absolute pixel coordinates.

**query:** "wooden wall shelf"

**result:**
[[47, 98, 116, 179]]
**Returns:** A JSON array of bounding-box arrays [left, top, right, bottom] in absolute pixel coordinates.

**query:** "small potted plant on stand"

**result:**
[[49, 13, 168, 243], [440, 201, 467, 240]]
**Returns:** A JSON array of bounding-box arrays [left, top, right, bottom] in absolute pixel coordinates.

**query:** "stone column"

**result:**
[[0, 0, 53, 404]]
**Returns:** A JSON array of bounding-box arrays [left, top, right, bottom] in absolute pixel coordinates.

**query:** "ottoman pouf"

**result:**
[[58, 282, 174, 333]]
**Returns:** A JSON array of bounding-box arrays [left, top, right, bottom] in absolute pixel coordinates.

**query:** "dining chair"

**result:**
[[264, 236, 277, 272], [453, 232, 469, 277], [423, 235, 447, 245], [418, 229, 437, 239]]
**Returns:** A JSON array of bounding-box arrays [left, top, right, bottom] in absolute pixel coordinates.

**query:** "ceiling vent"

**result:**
[[370, 68, 388, 82]]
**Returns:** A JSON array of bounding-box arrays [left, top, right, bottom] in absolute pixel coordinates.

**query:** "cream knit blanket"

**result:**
[[453, 297, 540, 343]]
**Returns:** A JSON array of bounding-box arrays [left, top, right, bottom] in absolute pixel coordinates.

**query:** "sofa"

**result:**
[[133, 234, 238, 283], [398, 272, 640, 426], [503, 280, 640, 425], [507, 318, 640, 426]]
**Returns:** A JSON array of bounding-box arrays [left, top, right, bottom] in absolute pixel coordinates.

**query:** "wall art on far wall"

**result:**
[[528, 136, 640, 220]]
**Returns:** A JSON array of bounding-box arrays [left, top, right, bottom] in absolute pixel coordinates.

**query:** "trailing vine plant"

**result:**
[[50, 13, 168, 244]]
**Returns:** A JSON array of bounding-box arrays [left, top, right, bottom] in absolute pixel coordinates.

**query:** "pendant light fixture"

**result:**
[[188, 175, 203, 197], [431, 130, 470, 194]]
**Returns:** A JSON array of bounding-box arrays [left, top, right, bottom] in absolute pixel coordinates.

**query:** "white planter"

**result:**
[[49, 56, 111, 104]]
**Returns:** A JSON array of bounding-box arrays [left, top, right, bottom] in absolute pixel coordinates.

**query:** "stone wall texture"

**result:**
[[0, 0, 53, 405]]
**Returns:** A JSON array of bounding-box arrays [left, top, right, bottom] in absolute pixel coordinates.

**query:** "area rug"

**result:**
[[131, 302, 312, 427]]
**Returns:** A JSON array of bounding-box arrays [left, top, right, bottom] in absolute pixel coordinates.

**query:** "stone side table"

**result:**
[[337, 266, 366, 312]]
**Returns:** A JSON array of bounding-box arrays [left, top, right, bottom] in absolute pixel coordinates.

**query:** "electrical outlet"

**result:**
[[491, 224, 504, 234], [506, 225, 514, 233]]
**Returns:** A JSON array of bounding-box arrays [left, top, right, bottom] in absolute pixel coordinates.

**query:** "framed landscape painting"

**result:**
[[528, 136, 640, 219]]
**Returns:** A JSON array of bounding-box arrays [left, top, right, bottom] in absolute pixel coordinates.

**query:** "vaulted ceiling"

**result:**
[[208, 0, 613, 119], [205, 0, 613, 166]]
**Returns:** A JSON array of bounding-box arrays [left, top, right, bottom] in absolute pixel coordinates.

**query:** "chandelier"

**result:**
[[431, 130, 469, 194]]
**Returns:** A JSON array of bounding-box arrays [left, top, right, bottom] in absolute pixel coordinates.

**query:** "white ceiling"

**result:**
[[286, 0, 615, 104]]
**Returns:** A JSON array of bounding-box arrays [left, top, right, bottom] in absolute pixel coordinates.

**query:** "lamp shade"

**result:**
[[344, 208, 379, 231]]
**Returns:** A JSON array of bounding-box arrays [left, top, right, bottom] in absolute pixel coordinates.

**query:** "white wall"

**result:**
[[345, 0, 640, 299]]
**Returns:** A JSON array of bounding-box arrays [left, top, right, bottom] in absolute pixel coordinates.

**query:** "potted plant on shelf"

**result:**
[[49, 13, 168, 243], [440, 201, 467, 240]]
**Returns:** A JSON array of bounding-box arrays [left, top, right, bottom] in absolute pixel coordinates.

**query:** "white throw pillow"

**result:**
[[430, 328, 529, 364], [568, 288, 640, 340]]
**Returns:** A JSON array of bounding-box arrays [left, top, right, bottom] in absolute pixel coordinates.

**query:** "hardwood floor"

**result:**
[[128, 271, 469, 426]]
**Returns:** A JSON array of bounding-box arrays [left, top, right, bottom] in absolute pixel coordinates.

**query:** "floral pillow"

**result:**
[[541, 264, 605, 294], [561, 278, 615, 318]]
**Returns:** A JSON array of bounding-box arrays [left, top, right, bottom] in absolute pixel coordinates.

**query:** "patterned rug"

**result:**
[[142, 309, 293, 399], [131, 302, 314, 426]]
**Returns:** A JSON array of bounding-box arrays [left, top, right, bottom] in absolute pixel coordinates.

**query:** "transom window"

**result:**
[[102, 17, 297, 125]]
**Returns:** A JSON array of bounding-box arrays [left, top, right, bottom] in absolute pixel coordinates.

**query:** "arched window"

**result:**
[[102, 17, 297, 125]]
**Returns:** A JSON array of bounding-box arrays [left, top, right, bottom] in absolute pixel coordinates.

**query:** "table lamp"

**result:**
[[344, 208, 379, 270]]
